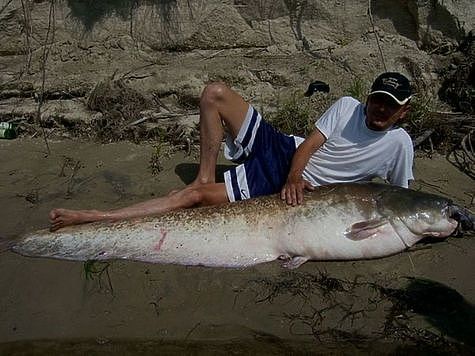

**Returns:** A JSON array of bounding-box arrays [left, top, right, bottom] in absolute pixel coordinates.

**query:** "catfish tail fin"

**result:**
[[0, 236, 15, 253]]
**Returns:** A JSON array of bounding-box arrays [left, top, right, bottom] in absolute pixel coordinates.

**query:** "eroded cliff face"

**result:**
[[0, 0, 473, 134]]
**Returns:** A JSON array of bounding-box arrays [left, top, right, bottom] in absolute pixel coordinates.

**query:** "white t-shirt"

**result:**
[[298, 96, 414, 188]]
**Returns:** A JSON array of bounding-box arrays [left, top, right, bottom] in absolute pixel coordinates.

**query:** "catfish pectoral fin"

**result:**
[[282, 256, 309, 269], [345, 218, 389, 240]]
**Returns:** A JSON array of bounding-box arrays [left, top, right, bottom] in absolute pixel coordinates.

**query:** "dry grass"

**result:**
[[86, 77, 151, 142]]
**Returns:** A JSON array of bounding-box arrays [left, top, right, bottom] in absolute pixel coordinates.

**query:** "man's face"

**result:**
[[365, 93, 410, 131]]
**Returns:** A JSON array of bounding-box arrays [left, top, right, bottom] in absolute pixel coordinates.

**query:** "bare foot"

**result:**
[[49, 208, 102, 231]]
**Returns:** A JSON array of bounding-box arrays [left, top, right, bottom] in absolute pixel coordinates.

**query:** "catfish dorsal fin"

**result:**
[[345, 218, 389, 240]]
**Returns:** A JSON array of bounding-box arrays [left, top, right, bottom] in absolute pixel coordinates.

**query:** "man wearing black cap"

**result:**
[[281, 72, 413, 205], [49, 72, 413, 230]]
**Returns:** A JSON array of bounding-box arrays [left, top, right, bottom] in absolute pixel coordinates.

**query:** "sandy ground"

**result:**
[[0, 138, 474, 354]]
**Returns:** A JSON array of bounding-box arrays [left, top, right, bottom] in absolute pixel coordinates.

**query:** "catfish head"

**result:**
[[375, 186, 474, 246]]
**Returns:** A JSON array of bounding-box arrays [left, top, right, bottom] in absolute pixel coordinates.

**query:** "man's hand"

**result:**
[[281, 129, 325, 206], [280, 175, 315, 206]]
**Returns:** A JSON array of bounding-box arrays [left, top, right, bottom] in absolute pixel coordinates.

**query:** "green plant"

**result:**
[[268, 91, 314, 136], [83, 260, 110, 280], [405, 95, 434, 131], [149, 143, 164, 176], [345, 77, 368, 102], [402, 96, 453, 151], [83, 260, 113, 293]]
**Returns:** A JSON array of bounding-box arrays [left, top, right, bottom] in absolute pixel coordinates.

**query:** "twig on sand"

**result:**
[[119, 63, 157, 80], [461, 130, 474, 162], [66, 159, 84, 197], [127, 112, 188, 126], [416, 179, 449, 196], [128, 117, 151, 126], [407, 254, 416, 274], [200, 49, 225, 60], [184, 322, 201, 340], [83, 260, 114, 294], [465, 192, 474, 208], [447, 129, 475, 179], [413, 129, 435, 148], [406, 245, 432, 253]]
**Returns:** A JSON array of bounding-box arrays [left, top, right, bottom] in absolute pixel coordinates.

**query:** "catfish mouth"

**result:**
[[423, 219, 458, 238], [448, 205, 475, 235]]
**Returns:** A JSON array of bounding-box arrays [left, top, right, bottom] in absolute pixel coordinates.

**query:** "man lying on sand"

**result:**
[[49, 72, 413, 231]]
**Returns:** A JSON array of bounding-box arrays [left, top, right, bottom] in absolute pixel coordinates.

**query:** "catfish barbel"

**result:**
[[11, 183, 474, 269]]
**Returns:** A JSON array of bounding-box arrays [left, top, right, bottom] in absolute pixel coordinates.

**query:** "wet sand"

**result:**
[[0, 138, 474, 354]]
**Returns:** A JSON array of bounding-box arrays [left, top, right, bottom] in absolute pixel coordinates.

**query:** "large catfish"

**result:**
[[12, 183, 474, 269]]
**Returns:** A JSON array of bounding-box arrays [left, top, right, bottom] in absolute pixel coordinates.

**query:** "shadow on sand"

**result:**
[[379, 277, 475, 348], [174, 163, 234, 185]]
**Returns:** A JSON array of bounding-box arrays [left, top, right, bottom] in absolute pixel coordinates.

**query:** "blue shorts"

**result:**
[[223, 106, 301, 202]]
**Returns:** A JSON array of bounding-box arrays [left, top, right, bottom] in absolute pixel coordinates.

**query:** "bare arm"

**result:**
[[281, 129, 326, 206]]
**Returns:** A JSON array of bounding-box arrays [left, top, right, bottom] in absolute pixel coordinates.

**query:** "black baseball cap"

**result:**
[[304, 80, 330, 97], [369, 72, 412, 105]]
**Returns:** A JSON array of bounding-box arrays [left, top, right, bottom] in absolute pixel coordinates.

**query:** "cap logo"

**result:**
[[382, 77, 401, 89]]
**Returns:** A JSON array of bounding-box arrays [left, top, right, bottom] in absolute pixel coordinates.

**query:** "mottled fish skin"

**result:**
[[12, 183, 467, 268]]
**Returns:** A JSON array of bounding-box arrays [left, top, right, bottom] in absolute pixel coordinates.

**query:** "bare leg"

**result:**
[[48, 83, 247, 231], [192, 82, 249, 186], [49, 183, 228, 231]]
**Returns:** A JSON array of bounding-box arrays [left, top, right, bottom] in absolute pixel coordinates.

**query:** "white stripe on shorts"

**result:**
[[224, 164, 251, 202], [223, 170, 235, 202], [224, 105, 261, 162], [236, 164, 250, 199]]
